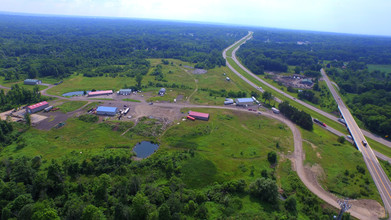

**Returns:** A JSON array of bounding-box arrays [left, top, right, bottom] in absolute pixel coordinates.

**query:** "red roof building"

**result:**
[[26, 101, 49, 114], [188, 111, 209, 121], [87, 90, 113, 97]]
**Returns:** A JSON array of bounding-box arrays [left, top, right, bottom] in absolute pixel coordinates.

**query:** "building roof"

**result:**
[[189, 111, 209, 118], [88, 90, 113, 96], [24, 79, 40, 82], [236, 98, 254, 103], [119, 89, 132, 92], [96, 106, 118, 113], [27, 101, 48, 110]]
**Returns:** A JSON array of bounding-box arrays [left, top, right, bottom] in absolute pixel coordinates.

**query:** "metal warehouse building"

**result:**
[[188, 111, 209, 121], [235, 98, 254, 106], [88, 90, 113, 97], [24, 79, 42, 85], [26, 101, 49, 114], [118, 89, 132, 95], [96, 106, 118, 116]]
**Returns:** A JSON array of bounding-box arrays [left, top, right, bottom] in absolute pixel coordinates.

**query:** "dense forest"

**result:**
[[0, 142, 345, 219], [237, 30, 391, 74], [0, 14, 246, 81]]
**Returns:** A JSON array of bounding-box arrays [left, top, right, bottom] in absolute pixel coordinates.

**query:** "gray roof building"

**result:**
[[24, 79, 42, 85]]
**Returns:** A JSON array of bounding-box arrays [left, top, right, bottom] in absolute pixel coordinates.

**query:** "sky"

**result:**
[[1, 0, 391, 36]]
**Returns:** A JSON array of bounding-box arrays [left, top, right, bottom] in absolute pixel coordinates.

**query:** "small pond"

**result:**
[[133, 141, 159, 158], [62, 91, 91, 97]]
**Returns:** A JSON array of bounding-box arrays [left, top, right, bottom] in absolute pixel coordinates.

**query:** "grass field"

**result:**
[[161, 108, 293, 187], [122, 98, 141, 103], [301, 126, 381, 202], [57, 101, 88, 113], [368, 64, 391, 73], [1, 118, 137, 161]]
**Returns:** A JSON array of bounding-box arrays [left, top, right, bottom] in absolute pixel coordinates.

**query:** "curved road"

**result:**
[[225, 31, 391, 149], [222, 32, 384, 219]]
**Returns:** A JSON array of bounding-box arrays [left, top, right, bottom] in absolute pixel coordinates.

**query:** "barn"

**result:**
[[24, 79, 42, 85], [96, 106, 118, 116], [118, 89, 132, 95], [88, 90, 113, 97], [235, 98, 254, 106], [26, 101, 49, 114], [188, 111, 209, 121]]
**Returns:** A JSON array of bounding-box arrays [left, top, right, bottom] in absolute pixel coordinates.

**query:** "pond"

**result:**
[[62, 91, 91, 97], [133, 141, 159, 158]]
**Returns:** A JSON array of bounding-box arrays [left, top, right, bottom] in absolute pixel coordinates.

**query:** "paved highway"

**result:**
[[223, 32, 389, 219], [225, 31, 391, 150], [322, 69, 391, 217]]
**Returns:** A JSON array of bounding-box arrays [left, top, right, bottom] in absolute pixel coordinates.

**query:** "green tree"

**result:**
[[262, 91, 272, 104], [24, 113, 31, 126], [136, 74, 143, 89], [338, 136, 346, 144], [267, 151, 277, 165], [81, 205, 106, 220], [131, 192, 151, 220], [158, 203, 171, 220], [249, 178, 278, 204], [284, 195, 297, 214]]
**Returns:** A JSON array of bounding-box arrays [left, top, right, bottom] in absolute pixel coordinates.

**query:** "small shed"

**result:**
[[24, 79, 42, 85], [88, 90, 113, 97], [119, 89, 132, 95], [96, 106, 118, 116], [159, 88, 166, 96], [188, 111, 209, 121], [235, 98, 254, 106], [26, 101, 49, 114]]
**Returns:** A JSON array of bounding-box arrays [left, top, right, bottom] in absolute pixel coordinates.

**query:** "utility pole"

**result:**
[[335, 199, 352, 220]]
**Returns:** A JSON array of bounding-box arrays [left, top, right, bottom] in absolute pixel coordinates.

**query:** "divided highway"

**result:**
[[322, 69, 391, 217], [225, 31, 391, 149], [223, 31, 390, 219]]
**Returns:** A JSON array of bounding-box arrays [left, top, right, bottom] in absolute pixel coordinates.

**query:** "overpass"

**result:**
[[322, 69, 391, 217]]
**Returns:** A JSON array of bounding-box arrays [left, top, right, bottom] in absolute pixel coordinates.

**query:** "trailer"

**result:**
[[123, 108, 130, 115], [187, 116, 195, 121]]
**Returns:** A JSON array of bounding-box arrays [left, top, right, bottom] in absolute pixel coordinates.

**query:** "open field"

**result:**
[[368, 64, 391, 74], [301, 126, 381, 202], [161, 108, 293, 187], [0, 117, 137, 161], [57, 101, 88, 113], [0, 77, 48, 91]]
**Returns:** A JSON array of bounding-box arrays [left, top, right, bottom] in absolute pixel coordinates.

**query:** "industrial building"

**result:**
[[118, 89, 132, 95], [188, 111, 209, 121], [159, 88, 166, 96], [235, 98, 254, 106], [26, 101, 49, 114], [24, 79, 42, 85], [96, 106, 118, 116], [88, 90, 113, 97]]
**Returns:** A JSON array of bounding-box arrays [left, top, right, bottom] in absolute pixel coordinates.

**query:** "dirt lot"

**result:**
[[268, 73, 314, 89]]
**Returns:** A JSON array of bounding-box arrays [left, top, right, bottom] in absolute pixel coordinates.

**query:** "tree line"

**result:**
[[278, 101, 313, 130], [0, 85, 46, 112]]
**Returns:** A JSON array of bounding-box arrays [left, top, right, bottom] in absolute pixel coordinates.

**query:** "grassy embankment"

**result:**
[[302, 126, 381, 202]]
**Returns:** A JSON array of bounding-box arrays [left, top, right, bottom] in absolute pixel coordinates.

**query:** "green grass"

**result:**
[[161, 108, 293, 186], [57, 101, 88, 113], [368, 64, 391, 73], [122, 98, 141, 103], [1, 118, 136, 161], [301, 126, 381, 202]]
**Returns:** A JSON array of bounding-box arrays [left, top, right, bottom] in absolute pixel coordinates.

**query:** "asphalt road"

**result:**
[[223, 32, 385, 219], [226, 32, 391, 150], [321, 69, 391, 218]]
